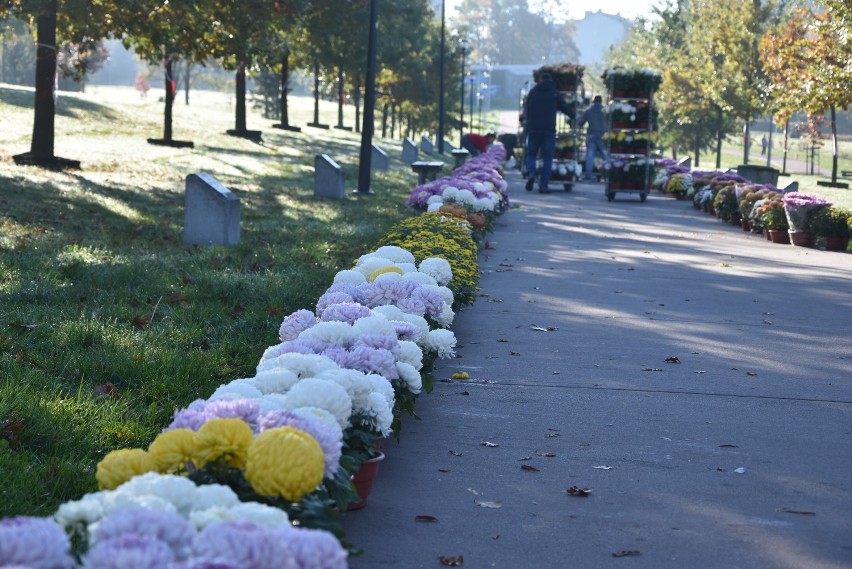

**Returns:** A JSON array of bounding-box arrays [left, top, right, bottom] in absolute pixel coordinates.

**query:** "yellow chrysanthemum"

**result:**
[[148, 428, 198, 473], [193, 418, 254, 469], [244, 426, 324, 502], [95, 448, 157, 490], [368, 265, 404, 282]]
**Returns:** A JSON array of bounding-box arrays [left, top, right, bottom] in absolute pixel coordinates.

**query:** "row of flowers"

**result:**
[[0, 147, 511, 568], [654, 160, 851, 250]]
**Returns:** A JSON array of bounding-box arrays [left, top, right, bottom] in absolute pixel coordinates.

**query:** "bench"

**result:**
[[451, 149, 470, 169], [841, 170, 852, 179], [411, 161, 444, 185]]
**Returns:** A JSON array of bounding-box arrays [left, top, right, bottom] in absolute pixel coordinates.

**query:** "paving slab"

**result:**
[[344, 173, 852, 569]]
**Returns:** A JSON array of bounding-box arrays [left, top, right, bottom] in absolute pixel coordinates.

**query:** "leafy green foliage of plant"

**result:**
[[808, 205, 851, 238]]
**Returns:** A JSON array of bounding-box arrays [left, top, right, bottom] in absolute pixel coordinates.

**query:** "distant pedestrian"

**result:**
[[761, 134, 767, 156], [578, 95, 608, 180], [460, 132, 496, 157], [522, 72, 574, 193]]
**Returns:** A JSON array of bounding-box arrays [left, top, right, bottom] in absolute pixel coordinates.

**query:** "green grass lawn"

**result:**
[[0, 83, 436, 517]]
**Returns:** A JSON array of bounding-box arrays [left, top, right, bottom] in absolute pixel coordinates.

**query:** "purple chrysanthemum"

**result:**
[[396, 297, 427, 317], [278, 309, 317, 342], [354, 333, 400, 356], [190, 521, 295, 569], [165, 408, 211, 432], [319, 302, 373, 324], [92, 508, 195, 561], [204, 399, 261, 430], [391, 320, 420, 341], [279, 527, 348, 569], [83, 535, 175, 569], [0, 516, 73, 569]]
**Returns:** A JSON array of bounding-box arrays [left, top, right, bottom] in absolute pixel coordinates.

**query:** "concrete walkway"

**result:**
[[343, 172, 852, 569]]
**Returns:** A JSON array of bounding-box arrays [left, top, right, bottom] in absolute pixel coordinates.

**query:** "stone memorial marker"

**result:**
[[779, 179, 799, 193], [372, 145, 389, 171], [420, 135, 434, 154], [402, 138, 418, 164], [184, 173, 240, 246], [314, 154, 345, 199], [677, 156, 691, 170]]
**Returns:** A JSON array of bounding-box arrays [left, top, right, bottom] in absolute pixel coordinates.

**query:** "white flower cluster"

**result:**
[[55, 473, 291, 534], [425, 184, 502, 214]]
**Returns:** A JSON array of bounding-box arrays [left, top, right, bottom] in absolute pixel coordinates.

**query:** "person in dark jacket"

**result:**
[[461, 132, 495, 156], [523, 73, 574, 193], [578, 95, 608, 180]]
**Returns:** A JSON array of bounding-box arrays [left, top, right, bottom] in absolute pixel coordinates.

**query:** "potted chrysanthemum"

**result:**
[[808, 205, 851, 251], [782, 192, 832, 247]]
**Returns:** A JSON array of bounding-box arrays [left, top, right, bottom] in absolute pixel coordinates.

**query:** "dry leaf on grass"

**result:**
[[131, 315, 150, 328]]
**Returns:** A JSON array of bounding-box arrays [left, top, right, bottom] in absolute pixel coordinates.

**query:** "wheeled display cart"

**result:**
[[519, 63, 585, 192], [603, 69, 660, 202]]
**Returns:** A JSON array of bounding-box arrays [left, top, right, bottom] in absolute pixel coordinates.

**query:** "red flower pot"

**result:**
[[347, 452, 385, 511], [788, 231, 816, 248], [824, 236, 850, 251]]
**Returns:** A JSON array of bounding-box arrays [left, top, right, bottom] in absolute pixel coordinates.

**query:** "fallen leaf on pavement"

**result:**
[[734, 467, 746, 474], [642, 368, 662, 372], [664, 356, 681, 363], [612, 550, 641, 558], [545, 432, 560, 438], [530, 325, 558, 331], [451, 372, 470, 379], [593, 466, 613, 470], [535, 451, 556, 457], [718, 444, 738, 448], [438, 468, 450, 473], [567, 486, 592, 497], [510, 351, 521, 356], [481, 441, 499, 447], [475, 501, 502, 508], [781, 509, 815, 516], [746, 371, 757, 376], [449, 450, 462, 456], [415, 515, 439, 522], [439, 555, 464, 566], [521, 464, 540, 472], [518, 456, 532, 461]]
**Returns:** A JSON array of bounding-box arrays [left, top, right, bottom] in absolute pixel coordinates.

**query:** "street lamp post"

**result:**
[[468, 73, 474, 132], [459, 38, 468, 146], [437, 0, 446, 154]]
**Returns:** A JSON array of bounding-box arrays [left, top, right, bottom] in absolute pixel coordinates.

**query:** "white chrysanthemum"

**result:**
[[259, 343, 285, 364], [425, 329, 457, 358], [397, 340, 424, 370], [371, 246, 415, 264], [189, 507, 231, 530], [251, 369, 300, 395], [365, 373, 395, 407], [473, 197, 494, 212], [228, 502, 290, 528], [435, 303, 455, 328], [401, 271, 439, 287], [370, 304, 407, 321], [192, 484, 241, 512], [258, 393, 289, 414], [426, 194, 444, 205], [399, 313, 429, 343], [442, 186, 460, 200], [315, 368, 373, 409], [209, 379, 263, 401], [55, 496, 104, 528], [354, 255, 396, 278], [352, 315, 398, 338], [291, 407, 344, 440], [256, 352, 339, 377], [364, 391, 394, 436], [456, 189, 476, 206], [423, 284, 454, 306], [418, 257, 453, 286], [117, 473, 197, 515], [298, 320, 356, 346], [372, 271, 404, 284], [472, 181, 488, 192], [427, 202, 443, 212], [333, 269, 367, 285], [283, 378, 352, 429], [396, 361, 422, 394], [396, 262, 417, 274], [99, 492, 177, 518]]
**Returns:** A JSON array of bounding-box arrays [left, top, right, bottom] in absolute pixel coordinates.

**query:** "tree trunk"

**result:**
[[280, 51, 290, 126], [743, 109, 751, 165], [184, 62, 191, 106], [694, 133, 700, 168], [164, 57, 175, 141], [336, 68, 345, 128], [30, 1, 58, 160], [354, 74, 362, 134], [830, 106, 838, 183], [235, 61, 247, 131], [715, 107, 723, 169], [391, 103, 397, 139], [312, 61, 320, 125], [381, 102, 388, 138], [782, 118, 789, 174]]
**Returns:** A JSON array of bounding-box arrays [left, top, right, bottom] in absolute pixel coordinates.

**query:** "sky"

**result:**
[[446, 0, 663, 22]]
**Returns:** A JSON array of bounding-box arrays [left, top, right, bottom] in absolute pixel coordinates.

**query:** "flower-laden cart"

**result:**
[[602, 67, 662, 202], [520, 63, 585, 192]]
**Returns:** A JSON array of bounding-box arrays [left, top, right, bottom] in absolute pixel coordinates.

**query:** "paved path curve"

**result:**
[[344, 173, 852, 569]]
